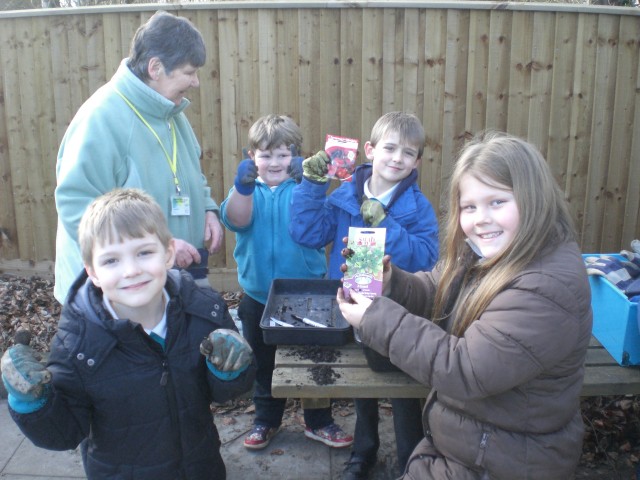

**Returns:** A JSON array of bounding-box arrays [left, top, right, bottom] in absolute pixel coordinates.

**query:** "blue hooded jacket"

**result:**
[[289, 164, 439, 279]]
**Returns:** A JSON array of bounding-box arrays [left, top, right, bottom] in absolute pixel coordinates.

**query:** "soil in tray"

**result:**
[[270, 297, 339, 328]]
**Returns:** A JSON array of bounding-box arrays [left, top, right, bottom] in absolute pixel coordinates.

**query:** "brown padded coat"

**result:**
[[358, 241, 592, 480]]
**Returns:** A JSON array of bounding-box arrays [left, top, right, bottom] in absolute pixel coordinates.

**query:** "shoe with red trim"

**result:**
[[243, 424, 280, 450], [304, 423, 353, 448]]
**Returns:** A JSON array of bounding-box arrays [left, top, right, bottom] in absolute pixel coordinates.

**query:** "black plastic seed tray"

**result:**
[[260, 279, 352, 346]]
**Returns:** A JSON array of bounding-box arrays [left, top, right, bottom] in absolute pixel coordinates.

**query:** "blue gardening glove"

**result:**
[[360, 198, 387, 227], [585, 252, 640, 294], [200, 329, 253, 380], [302, 151, 331, 183], [287, 144, 304, 183], [1, 344, 51, 413], [234, 151, 258, 196]]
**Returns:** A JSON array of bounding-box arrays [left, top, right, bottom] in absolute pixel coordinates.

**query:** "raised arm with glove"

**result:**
[[302, 151, 331, 183], [1, 342, 52, 414], [200, 328, 253, 381], [234, 149, 259, 196]]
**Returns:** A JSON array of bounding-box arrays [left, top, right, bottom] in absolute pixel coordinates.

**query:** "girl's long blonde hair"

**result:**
[[433, 131, 577, 336]]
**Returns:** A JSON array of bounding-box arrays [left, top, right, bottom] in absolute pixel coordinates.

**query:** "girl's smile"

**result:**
[[459, 173, 520, 259]]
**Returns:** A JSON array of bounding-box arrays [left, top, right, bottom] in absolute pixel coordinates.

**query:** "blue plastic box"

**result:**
[[585, 254, 640, 366]]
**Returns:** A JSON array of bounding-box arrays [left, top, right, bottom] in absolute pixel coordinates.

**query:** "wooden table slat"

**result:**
[[272, 338, 640, 399]]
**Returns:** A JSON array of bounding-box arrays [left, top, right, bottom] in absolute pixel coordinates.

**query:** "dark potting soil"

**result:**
[[308, 365, 341, 385]]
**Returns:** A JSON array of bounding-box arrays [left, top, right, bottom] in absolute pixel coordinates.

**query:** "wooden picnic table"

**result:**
[[271, 337, 640, 399]]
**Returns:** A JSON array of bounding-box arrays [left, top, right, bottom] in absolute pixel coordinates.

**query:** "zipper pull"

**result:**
[[474, 432, 490, 466]]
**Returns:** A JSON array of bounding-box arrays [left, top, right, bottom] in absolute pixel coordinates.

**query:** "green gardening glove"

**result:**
[[360, 198, 386, 227], [302, 151, 331, 183]]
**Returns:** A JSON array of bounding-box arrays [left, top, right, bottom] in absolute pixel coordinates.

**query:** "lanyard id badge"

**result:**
[[171, 195, 191, 216], [115, 88, 186, 208]]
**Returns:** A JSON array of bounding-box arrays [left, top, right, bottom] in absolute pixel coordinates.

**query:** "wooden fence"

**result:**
[[1, 1, 639, 288]]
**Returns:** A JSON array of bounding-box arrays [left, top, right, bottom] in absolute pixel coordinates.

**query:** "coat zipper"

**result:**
[[475, 432, 490, 466]]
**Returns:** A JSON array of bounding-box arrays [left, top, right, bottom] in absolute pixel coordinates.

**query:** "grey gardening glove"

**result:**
[[360, 198, 387, 227], [200, 329, 253, 380], [302, 151, 331, 183], [1, 343, 51, 413]]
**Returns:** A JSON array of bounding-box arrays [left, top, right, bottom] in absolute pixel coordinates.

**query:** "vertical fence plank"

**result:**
[[485, 10, 511, 132], [566, 13, 598, 243], [340, 9, 363, 140], [402, 9, 421, 117], [0, 19, 18, 259], [258, 9, 277, 114], [361, 8, 383, 140], [527, 11, 555, 156], [8, 18, 36, 260], [102, 12, 122, 77], [547, 12, 577, 198], [465, 9, 490, 135], [298, 9, 321, 153], [31, 16, 57, 261], [277, 9, 300, 120], [318, 9, 340, 146], [583, 14, 619, 252], [381, 8, 399, 113], [421, 9, 447, 213], [217, 8, 240, 269], [507, 11, 533, 139], [441, 9, 470, 188]]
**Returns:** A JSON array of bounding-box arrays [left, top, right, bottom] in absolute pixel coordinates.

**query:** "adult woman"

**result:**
[[54, 11, 223, 303], [338, 132, 592, 479]]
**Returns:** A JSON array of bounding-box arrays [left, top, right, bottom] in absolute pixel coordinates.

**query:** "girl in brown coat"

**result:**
[[338, 131, 592, 479]]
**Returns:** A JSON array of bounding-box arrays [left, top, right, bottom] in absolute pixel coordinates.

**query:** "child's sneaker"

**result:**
[[304, 423, 353, 448], [243, 424, 280, 450]]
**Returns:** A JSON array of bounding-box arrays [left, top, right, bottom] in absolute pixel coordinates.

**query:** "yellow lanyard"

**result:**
[[114, 88, 180, 194]]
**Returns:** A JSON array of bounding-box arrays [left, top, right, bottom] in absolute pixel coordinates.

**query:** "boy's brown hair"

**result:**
[[369, 112, 426, 159], [247, 114, 303, 153], [78, 188, 173, 267]]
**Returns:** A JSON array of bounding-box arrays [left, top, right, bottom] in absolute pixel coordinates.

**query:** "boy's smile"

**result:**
[[459, 173, 520, 259], [365, 131, 420, 193], [252, 144, 292, 187], [86, 233, 175, 320]]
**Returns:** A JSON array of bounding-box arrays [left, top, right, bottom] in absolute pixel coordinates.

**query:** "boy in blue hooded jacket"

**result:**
[[290, 112, 439, 479], [220, 114, 353, 451]]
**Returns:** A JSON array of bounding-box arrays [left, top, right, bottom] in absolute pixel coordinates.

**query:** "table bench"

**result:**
[[271, 337, 640, 399]]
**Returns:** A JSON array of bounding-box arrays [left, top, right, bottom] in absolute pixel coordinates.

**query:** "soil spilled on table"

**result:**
[[285, 346, 342, 385]]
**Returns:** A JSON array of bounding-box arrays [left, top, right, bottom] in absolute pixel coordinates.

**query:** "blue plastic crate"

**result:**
[[584, 254, 640, 366]]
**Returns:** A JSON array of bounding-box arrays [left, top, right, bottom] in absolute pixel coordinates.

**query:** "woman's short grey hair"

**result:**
[[127, 11, 206, 82]]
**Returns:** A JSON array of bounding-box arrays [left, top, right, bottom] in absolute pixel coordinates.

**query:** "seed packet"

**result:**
[[343, 227, 386, 300], [324, 134, 359, 181]]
